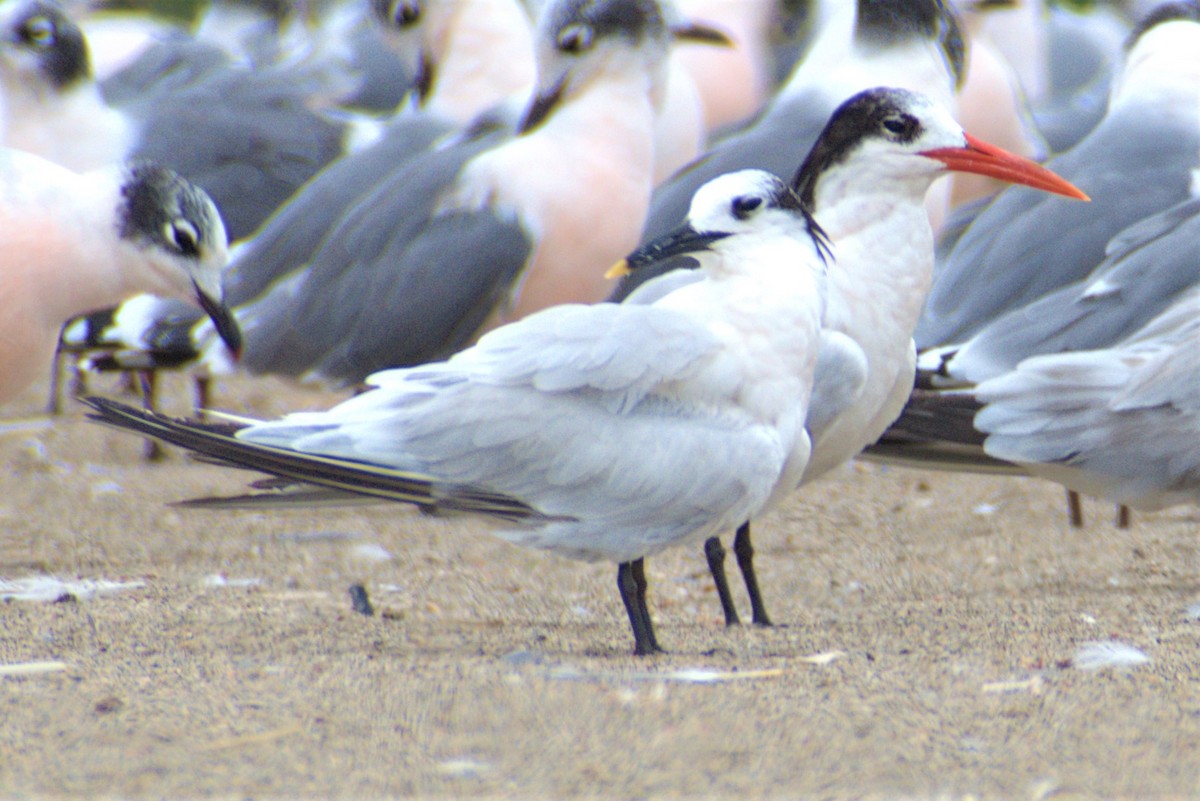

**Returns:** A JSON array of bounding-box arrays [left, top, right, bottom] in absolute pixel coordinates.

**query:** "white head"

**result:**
[[518, 0, 671, 132], [1110, 1, 1200, 111], [612, 169, 832, 281], [791, 86, 1087, 211]]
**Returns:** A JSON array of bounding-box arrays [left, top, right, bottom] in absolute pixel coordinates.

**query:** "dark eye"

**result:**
[[882, 114, 917, 139], [21, 15, 55, 47], [372, 0, 419, 28], [392, 0, 420, 27], [165, 219, 200, 257], [557, 23, 593, 53], [732, 195, 762, 220]]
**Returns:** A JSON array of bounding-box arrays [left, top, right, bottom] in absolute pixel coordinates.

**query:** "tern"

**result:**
[[625, 86, 1088, 627], [878, 1, 1200, 526], [613, 0, 965, 305], [869, 196, 1200, 524], [85, 168, 833, 656]]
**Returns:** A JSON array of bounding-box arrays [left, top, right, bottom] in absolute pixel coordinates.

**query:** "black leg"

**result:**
[[1066, 490, 1084, 528], [617, 561, 662, 656], [194, 374, 211, 420], [68, 357, 89, 401], [46, 342, 64, 415], [1116, 505, 1131, 529], [630, 559, 661, 653], [734, 522, 773, 626], [138, 370, 164, 461], [704, 537, 742, 626], [48, 350, 87, 415]]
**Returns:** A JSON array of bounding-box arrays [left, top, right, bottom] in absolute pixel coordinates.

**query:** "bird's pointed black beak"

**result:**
[[606, 225, 731, 279], [193, 282, 243, 360], [518, 77, 566, 134], [670, 21, 733, 46]]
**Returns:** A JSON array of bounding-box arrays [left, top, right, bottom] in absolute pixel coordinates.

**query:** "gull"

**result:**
[[0, 0, 355, 242], [0, 149, 240, 406], [916, 1, 1200, 352], [85, 168, 833, 656], [624, 87, 1087, 627], [53, 0, 534, 410], [972, 288, 1200, 512], [869, 196, 1200, 522], [877, 2, 1200, 525], [221, 0, 676, 386]]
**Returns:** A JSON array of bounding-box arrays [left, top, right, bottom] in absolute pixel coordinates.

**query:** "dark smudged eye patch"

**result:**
[[732, 196, 762, 220], [881, 113, 920, 142], [20, 14, 55, 47], [166, 219, 201, 258], [557, 22, 594, 53]]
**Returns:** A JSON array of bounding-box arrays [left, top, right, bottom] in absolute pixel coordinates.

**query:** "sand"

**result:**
[[1, 371, 1198, 799]]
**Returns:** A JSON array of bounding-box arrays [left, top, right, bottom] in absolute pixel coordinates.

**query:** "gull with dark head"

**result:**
[[0, 0, 352, 241], [0, 149, 240, 406]]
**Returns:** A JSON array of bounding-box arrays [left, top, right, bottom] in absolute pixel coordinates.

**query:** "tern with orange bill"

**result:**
[[84, 168, 834, 657], [620, 86, 1087, 628], [878, 2, 1200, 526]]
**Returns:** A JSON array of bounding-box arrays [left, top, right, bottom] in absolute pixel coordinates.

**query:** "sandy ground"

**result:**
[[1, 370, 1199, 800]]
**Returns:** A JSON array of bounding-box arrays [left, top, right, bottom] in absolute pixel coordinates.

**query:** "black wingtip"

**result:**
[[81, 394, 144, 425]]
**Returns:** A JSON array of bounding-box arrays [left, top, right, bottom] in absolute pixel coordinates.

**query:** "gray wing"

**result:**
[[99, 35, 231, 106], [335, 18, 416, 113], [224, 112, 454, 307], [949, 198, 1200, 382], [239, 126, 525, 383], [242, 303, 783, 560], [122, 63, 350, 241], [805, 329, 868, 444], [1032, 73, 1111, 156], [310, 207, 533, 384], [1044, 5, 1124, 101], [975, 293, 1200, 508], [916, 103, 1200, 349]]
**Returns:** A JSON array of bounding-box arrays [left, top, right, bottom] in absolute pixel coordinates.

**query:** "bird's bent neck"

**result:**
[[0, 80, 131, 172], [424, 0, 534, 123]]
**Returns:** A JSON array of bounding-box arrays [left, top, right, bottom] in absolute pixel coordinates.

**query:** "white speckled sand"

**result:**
[[2, 371, 1197, 799]]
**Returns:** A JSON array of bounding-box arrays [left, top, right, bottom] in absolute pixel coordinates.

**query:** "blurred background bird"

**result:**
[[11, 0, 1192, 583]]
